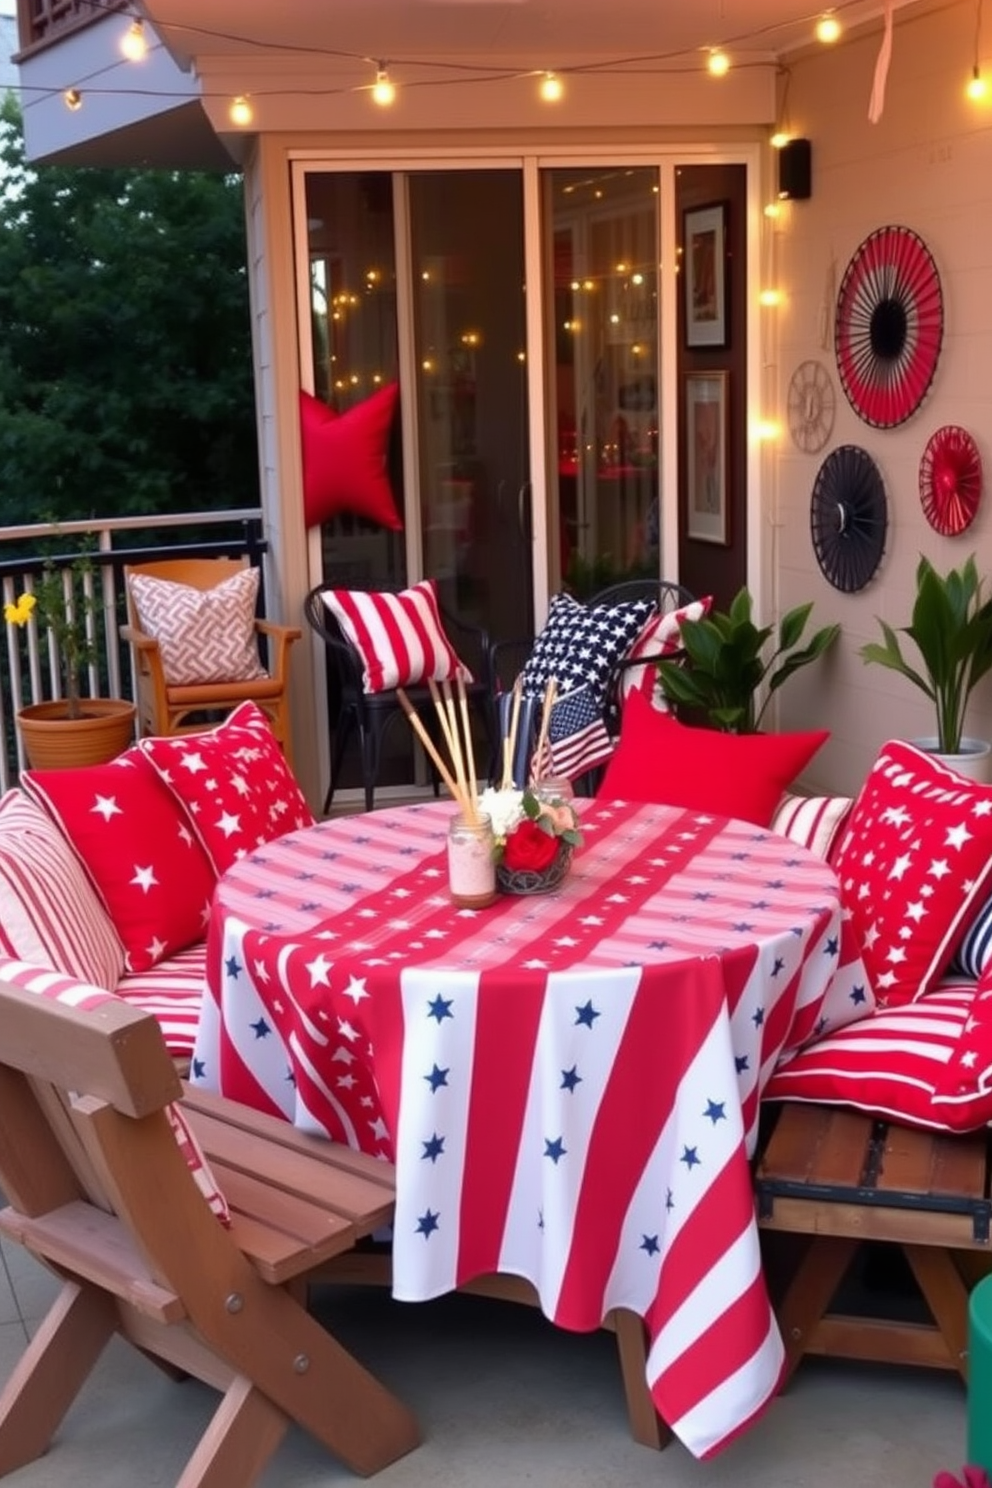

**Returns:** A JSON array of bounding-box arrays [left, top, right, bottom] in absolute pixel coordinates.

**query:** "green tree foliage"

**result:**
[[0, 95, 258, 523]]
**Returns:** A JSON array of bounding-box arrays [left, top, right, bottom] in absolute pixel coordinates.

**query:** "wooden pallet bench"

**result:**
[[756, 1103, 992, 1382]]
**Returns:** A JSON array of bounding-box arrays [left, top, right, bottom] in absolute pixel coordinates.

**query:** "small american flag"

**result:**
[[531, 683, 614, 783]]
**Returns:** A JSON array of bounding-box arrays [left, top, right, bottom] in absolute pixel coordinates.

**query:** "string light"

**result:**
[[707, 48, 730, 77], [371, 65, 396, 106], [229, 94, 253, 126], [967, 0, 988, 99], [815, 13, 842, 44], [63, 88, 82, 111], [538, 71, 564, 102], [120, 19, 148, 63], [770, 129, 791, 148]]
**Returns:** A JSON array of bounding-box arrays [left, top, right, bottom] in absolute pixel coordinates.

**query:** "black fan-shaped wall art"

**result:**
[[834, 225, 943, 429], [810, 445, 888, 593], [919, 425, 982, 536]]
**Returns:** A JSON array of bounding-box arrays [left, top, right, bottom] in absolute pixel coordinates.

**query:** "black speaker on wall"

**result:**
[[778, 138, 812, 200]]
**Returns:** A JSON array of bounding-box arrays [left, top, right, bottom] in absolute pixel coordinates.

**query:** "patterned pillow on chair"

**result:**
[[127, 565, 266, 687], [520, 592, 655, 708], [320, 579, 471, 694]]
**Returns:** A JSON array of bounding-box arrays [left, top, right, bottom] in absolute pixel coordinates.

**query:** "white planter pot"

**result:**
[[910, 736, 992, 784]]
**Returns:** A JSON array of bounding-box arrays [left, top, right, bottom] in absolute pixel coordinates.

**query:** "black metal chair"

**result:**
[[304, 581, 495, 813]]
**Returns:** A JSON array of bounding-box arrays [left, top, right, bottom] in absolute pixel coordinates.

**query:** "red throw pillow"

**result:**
[[23, 748, 216, 974], [764, 983, 992, 1133], [139, 701, 315, 876], [299, 384, 403, 530], [598, 691, 828, 827], [831, 739, 992, 1008]]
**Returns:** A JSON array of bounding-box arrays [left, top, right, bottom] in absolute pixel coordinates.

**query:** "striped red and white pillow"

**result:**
[[764, 983, 992, 1133], [117, 942, 207, 1058], [0, 956, 230, 1224], [619, 596, 713, 707], [0, 790, 124, 992], [769, 792, 854, 863], [321, 579, 471, 694]]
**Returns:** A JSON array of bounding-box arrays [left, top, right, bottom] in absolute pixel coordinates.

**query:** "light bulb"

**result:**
[[120, 19, 148, 62], [967, 65, 989, 100], [759, 289, 782, 306], [229, 95, 253, 126], [707, 48, 730, 77], [815, 14, 841, 44], [763, 202, 782, 219], [63, 87, 82, 111], [754, 419, 781, 441], [372, 68, 396, 106], [770, 129, 790, 149], [539, 71, 564, 102]]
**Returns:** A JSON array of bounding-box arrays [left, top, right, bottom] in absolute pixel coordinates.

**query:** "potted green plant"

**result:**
[[859, 553, 992, 776], [4, 553, 136, 769], [656, 587, 840, 733]]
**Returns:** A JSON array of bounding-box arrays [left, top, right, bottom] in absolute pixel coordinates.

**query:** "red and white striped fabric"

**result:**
[[117, 943, 207, 1057], [619, 595, 713, 706], [193, 798, 873, 1457], [769, 792, 854, 863], [0, 789, 124, 992], [320, 579, 471, 693], [765, 982, 992, 1132], [0, 957, 229, 1223]]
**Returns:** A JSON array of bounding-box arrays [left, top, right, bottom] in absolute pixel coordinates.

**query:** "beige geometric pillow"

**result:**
[[127, 567, 267, 686]]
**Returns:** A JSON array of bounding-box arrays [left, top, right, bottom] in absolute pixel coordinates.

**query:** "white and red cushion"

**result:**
[[0, 957, 229, 1222], [114, 943, 206, 1058], [127, 566, 267, 687], [139, 701, 314, 876], [764, 982, 992, 1133], [832, 739, 992, 1008], [619, 596, 713, 706], [0, 790, 125, 991], [321, 579, 470, 694], [23, 749, 215, 974], [770, 793, 854, 864]]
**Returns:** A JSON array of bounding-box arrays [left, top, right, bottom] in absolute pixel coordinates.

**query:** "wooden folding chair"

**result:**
[[0, 977, 419, 1487]]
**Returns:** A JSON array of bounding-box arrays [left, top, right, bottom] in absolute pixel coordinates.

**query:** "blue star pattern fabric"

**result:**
[[519, 593, 655, 709]]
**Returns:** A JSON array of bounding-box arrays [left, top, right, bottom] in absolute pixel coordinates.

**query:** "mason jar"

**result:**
[[447, 811, 496, 908], [532, 776, 575, 805]]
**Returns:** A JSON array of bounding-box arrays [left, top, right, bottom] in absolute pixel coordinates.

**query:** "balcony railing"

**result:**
[[0, 508, 266, 791]]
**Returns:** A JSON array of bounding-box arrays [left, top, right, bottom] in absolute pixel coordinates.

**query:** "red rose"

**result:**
[[503, 819, 559, 873]]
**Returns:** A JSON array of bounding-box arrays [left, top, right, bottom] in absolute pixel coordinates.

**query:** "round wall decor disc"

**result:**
[[787, 360, 836, 454], [834, 225, 943, 429], [919, 424, 982, 535], [810, 445, 887, 592]]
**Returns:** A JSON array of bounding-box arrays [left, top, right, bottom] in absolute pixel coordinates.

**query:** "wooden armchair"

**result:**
[[0, 964, 419, 1487], [120, 556, 301, 763]]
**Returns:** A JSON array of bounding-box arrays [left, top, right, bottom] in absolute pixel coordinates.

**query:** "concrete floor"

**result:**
[[0, 1234, 972, 1488]]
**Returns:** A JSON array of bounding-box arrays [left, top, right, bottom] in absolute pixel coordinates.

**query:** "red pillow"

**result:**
[[832, 739, 992, 1008], [139, 701, 315, 876], [598, 690, 828, 827], [764, 983, 992, 1133], [299, 384, 403, 530], [23, 749, 216, 974]]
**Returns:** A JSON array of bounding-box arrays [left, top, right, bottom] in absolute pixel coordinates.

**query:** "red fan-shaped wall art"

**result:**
[[919, 425, 983, 536]]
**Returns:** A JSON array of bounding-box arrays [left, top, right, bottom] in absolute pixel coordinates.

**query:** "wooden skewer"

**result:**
[[502, 677, 523, 790], [456, 673, 479, 811], [396, 688, 469, 813], [532, 676, 557, 784], [428, 678, 458, 764], [441, 679, 474, 824]]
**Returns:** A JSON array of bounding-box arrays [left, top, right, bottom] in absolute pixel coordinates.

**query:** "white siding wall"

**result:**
[[775, 4, 992, 793]]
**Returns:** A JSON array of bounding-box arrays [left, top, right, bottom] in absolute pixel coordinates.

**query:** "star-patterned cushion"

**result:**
[[831, 740, 992, 1008], [764, 982, 992, 1133], [598, 690, 829, 828], [139, 701, 314, 876], [520, 592, 656, 709], [23, 750, 215, 974], [618, 596, 713, 707], [0, 956, 230, 1223]]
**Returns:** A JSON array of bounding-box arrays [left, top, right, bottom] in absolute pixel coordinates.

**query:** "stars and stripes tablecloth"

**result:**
[[192, 798, 872, 1458]]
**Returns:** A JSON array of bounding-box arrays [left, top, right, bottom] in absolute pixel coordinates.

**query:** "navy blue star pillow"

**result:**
[[520, 592, 655, 707]]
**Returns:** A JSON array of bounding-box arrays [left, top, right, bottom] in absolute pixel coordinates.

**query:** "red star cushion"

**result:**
[[23, 749, 216, 974], [598, 692, 828, 828], [300, 384, 403, 530], [139, 701, 314, 876], [832, 739, 992, 1008], [764, 982, 992, 1133]]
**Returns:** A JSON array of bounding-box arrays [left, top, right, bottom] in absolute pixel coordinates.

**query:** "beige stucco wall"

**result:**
[[774, 2, 992, 794]]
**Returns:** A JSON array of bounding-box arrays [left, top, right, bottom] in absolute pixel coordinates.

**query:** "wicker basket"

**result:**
[[496, 841, 572, 896]]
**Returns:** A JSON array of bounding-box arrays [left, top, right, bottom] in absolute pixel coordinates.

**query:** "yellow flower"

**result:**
[[4, 594, 37, 626]]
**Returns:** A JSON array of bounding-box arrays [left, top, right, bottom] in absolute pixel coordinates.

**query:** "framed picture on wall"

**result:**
[[685, 371, 730, 545], [683, 202, 728, 348]]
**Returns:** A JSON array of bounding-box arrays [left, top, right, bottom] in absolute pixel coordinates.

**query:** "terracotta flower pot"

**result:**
[[16, 699, 137, 770]]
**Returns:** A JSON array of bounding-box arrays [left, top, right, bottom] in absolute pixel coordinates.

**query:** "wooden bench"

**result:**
[[0, 981, 420, 1487], [756, 1103, 992, 1383]]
